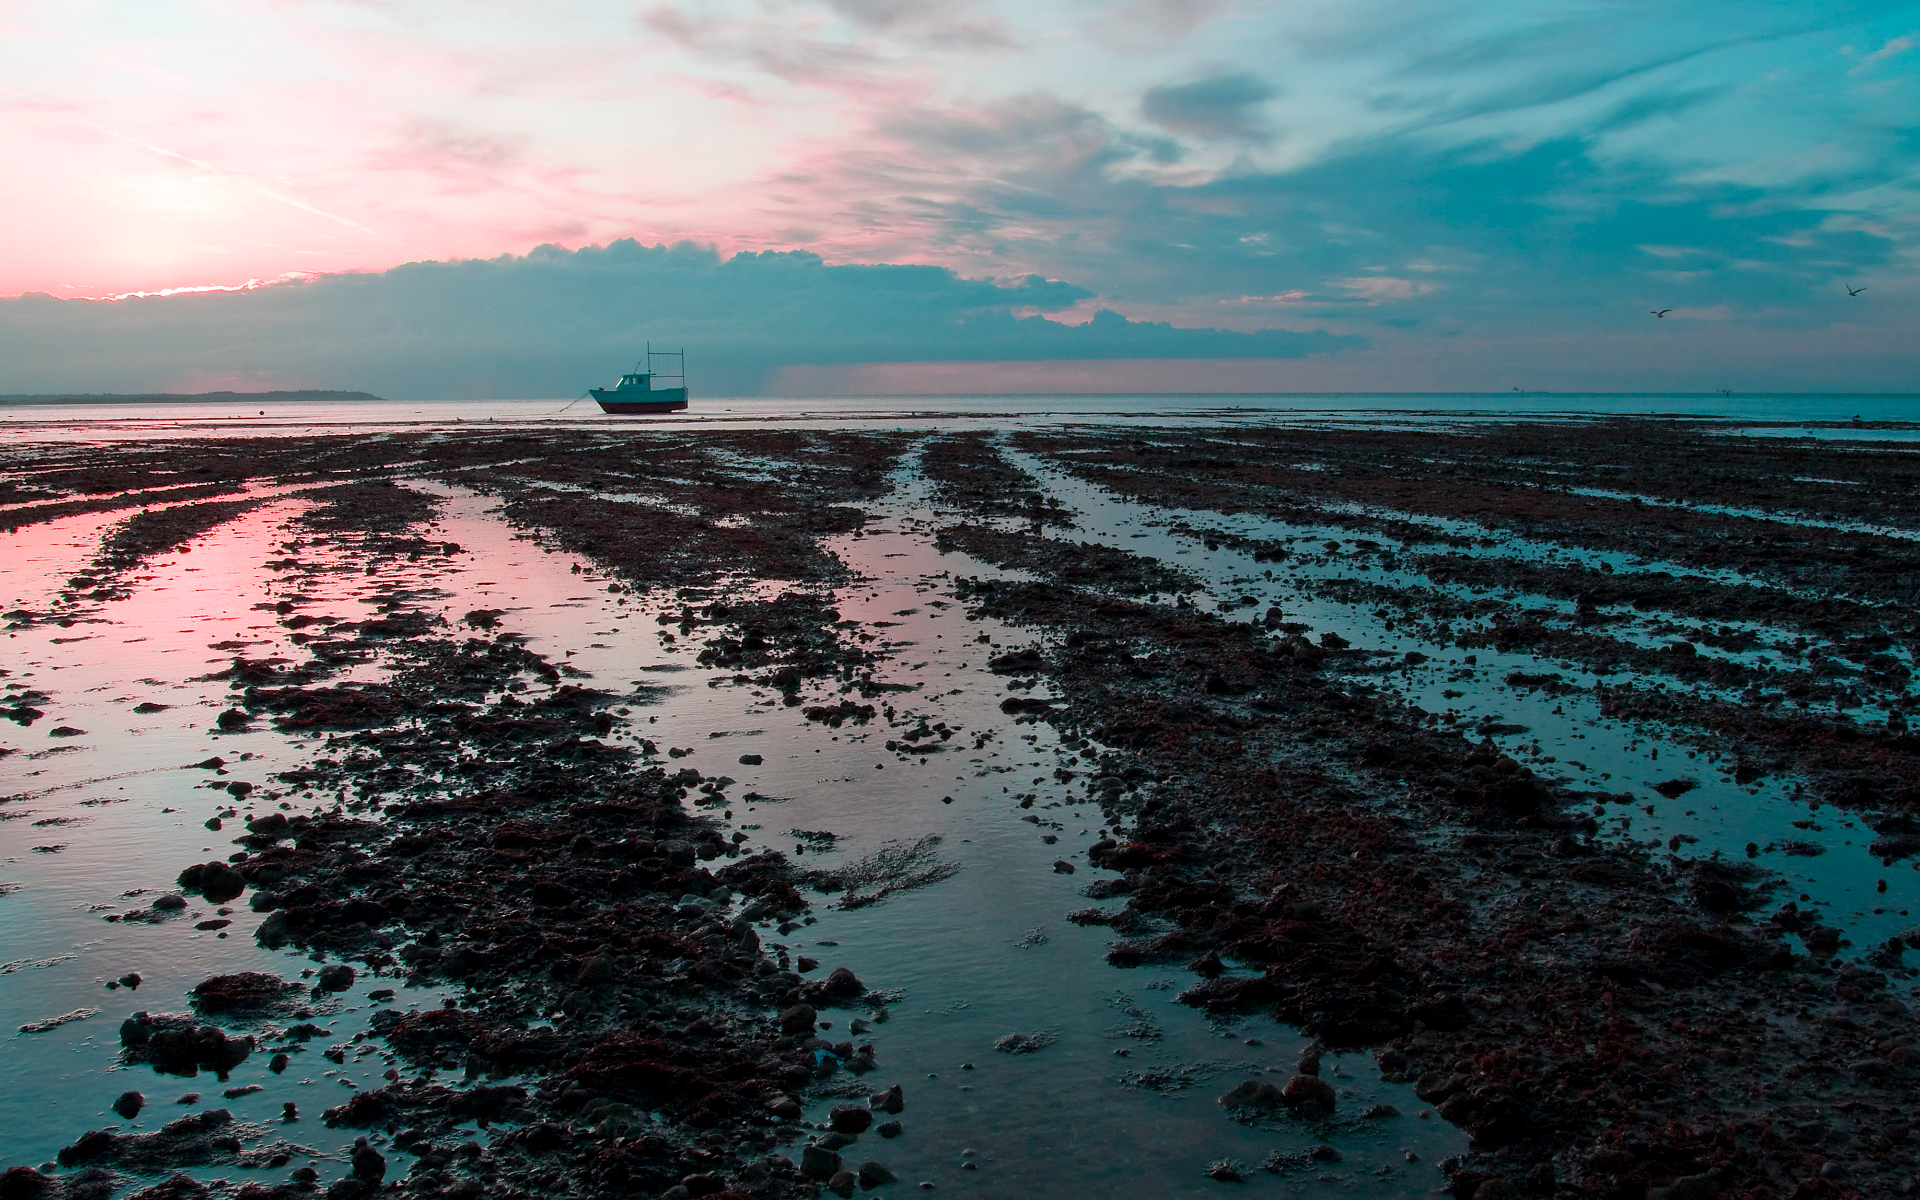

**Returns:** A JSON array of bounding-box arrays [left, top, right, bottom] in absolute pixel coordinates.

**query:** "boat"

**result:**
[[591, 345, 689, 414]]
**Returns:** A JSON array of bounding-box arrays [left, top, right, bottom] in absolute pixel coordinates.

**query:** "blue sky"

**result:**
[[0, 0, 1914, 393]]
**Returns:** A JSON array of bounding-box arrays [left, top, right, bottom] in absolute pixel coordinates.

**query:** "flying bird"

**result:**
[[1651, 309, 1672, 318], [1846, 284, 1866, 296]]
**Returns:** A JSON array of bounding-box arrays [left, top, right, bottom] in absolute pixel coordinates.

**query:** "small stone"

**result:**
[[1217, 1080, 1284, 1111], [152, 895, 187, 912], [781, 1004, 818, 1035], [800, 1145, 842, 1179], [350, 1138, 385, 1181], [870, 1083, 904, 1114], [111, 1091, 144, 1119], [1657, 1176, 1719, 1200], [826, 1170, 857, 1198], [739, 754, 763, 765], [191, 971, 297, 1014], [877, 1121, 903, 1138], [1281, 1074, 1336, 1119], [1473, 1181, 1520, 1200], [858, 1162, 898, 1188], [117, 973, 141, 990], [1052, 860, 1075, 874], [0, 1167, 51, 1200], [315, 964, 356, 992], [179, 862, 245, 902], [818, 966, 865, 999], [993, 1032, 1054, 1054], [269, 1054, 289, 1074], [829, 1106, 873, 1135], [1307, 1145, 1342, 1162]]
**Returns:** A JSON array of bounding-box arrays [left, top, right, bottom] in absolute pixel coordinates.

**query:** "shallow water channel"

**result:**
[[4, 464, 1467, 1196], [7, 424, 1911, 1198], [1002, 444, 1915, 959]]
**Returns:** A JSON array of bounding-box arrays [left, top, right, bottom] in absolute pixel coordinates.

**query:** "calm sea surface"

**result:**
[[1, 392, 1916, 442]]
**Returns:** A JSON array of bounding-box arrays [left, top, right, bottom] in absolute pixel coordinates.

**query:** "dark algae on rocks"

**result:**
[[927, 421, 1920, 1199], [7, 415, 1920, 1200], [4, 428, 915, 1200]]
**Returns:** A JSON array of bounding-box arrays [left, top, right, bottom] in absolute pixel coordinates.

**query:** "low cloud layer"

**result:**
[[0, 244, 1360, 398]]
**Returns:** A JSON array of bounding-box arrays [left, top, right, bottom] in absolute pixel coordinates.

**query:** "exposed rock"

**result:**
[[1217, 1080, 1284, 1111], [1281, 1074, 1335, 1119], [800, 1144, 842, 1179], [118, 1012, 252, 1076], [189, 973, 299, 1015], [806, 967, 865, 1004], [176, 863, 245, 903], [780, 1004, 818, 1034], [348, 1139, 384, 1181], [0, 1167, 51, 1200]]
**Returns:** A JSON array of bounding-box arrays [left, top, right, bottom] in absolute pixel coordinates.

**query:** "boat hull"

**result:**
[[591, 387, 688, 414]]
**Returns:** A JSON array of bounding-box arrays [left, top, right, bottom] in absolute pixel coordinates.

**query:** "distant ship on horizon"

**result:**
[[591, 345, 689, 414]]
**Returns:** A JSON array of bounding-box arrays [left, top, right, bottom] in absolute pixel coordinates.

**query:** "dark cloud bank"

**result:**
[[0, 245, 1360, 398]]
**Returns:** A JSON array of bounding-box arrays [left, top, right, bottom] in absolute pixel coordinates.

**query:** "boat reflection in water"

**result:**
[[591, 345, 689, 414]]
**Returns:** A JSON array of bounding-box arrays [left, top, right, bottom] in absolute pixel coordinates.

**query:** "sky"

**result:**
[[1, 0, 1916, 396]]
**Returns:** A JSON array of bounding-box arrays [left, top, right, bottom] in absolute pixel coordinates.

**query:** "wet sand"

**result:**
[[3, 416, 1918, 1200]]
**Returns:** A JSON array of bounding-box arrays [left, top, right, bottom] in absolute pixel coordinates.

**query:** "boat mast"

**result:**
[[646, 344, 685, 388]]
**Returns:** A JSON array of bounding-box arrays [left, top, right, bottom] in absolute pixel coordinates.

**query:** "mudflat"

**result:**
[[3, 416, 1918, 1200]]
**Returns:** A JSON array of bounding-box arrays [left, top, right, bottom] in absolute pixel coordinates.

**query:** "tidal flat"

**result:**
[[4, 415, 1920, 1200]]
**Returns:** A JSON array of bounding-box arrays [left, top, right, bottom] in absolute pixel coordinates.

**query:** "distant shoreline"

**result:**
[[0, 389, 386, 405]]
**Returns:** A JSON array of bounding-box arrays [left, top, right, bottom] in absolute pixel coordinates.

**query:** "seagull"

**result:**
[[1651, 309, 1672, 318], [1846, 284, 1866, 296]]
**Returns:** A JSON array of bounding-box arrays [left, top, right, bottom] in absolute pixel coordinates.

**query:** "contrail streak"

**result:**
[[0, 83, 429, 255], [87, 122, 433, 255]]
